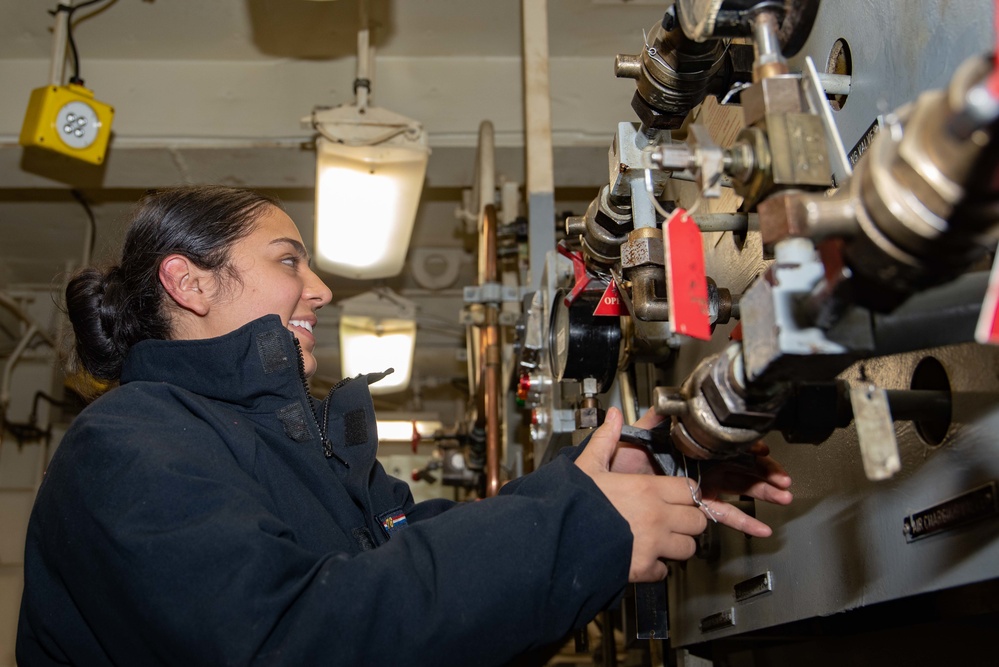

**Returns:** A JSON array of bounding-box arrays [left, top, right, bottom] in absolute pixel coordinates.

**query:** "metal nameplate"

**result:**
[[699, 608, 736, 633], [848, 116, 885, 167], [903, 481, 998, 543], [734, 571, 773, 602]]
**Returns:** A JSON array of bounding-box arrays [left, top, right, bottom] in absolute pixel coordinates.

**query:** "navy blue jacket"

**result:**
[[17, 315, 632, 666]]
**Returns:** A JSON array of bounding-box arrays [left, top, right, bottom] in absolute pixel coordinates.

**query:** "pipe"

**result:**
[[1, 324, 38, 411], [49, 1, 72, 86], [0, 293, 56, 348], [479, 204, 502, 497], [475, 121, 496, 284], [872, 271, 988, 354], [522, 0, 557, 290], [631, 265, 671, 322]]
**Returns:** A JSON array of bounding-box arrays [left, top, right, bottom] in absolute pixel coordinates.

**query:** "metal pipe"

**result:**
[[0, 293, 56, 348], [631, 265, 670, 321], [479, 204, 502, 497], [49, 1, 72, 86], [475, 120, 496, 284], [751, 11, 787, 81], [1, 324, 38, 411], [522, 0, 557, 290], [872, 271, 988, 354]]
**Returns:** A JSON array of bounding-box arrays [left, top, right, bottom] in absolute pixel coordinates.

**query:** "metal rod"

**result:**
[[480, 204, 502, 498], [884, 389, 951, 422], [49, 1, 73, 86], [872, 271, 988, 354]]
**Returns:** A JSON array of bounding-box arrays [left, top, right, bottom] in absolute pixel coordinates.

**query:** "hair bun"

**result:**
[[66, 267, 126, 381]]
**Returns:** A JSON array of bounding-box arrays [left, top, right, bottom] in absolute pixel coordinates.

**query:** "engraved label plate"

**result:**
[[734, 571, 774, 602], [699, 608, 736, 633], [848, 116, 885, 167], [903, 482, 998, 543]]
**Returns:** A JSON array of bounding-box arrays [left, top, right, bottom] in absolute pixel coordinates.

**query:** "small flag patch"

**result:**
[[379, 510, 409, 536]]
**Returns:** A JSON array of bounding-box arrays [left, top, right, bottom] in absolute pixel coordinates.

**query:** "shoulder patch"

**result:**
[[343, 409, 368, 447], [256, 330, 292, 374], [377, 508, 409, 537], [276, 402, 312, 442]]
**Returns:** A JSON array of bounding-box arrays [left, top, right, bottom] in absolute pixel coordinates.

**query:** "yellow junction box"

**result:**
[[19, 83, 115, 165]]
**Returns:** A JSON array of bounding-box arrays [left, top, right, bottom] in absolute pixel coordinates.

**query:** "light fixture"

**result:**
[[375, 416, 444, 442], [305, 18, 430, 279], [20, 1, 114, 165], [338, 289, 417, 395]]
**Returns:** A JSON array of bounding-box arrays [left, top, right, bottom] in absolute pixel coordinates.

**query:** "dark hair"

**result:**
[[66, 185, 280, 382]]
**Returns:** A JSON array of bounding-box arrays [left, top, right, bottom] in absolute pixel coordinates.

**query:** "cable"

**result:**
[[70, 189, 97, 266], [49, 0, 115, 86]]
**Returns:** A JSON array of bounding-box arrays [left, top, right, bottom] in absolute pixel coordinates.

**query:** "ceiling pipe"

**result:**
[[522, 0, 556, 290]]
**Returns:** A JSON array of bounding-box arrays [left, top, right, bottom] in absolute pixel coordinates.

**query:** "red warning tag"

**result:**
[[975, 250, 999, 344], [592, 281, 627, 316], [665, 208, 711, 341]]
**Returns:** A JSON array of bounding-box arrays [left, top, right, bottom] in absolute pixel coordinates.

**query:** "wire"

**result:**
[[70, 189, 97, 266], [49, 0, 116, 86]]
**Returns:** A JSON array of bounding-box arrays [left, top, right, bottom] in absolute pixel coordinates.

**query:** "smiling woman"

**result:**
[[18, 184, 792, 667], [156, 206, 333, 377]]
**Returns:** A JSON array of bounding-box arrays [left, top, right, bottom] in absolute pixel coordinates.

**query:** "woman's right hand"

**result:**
[[575, 407, 777, 583]]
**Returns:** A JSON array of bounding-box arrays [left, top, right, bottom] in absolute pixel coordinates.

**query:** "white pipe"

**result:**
[[0, 293, 56, 348], [355, 27, 371, 111], [1, 324, 38, 411], [49, 1, 73, 86]]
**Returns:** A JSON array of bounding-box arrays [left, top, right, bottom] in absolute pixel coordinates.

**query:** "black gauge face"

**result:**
[[548, 288, 622, 393]]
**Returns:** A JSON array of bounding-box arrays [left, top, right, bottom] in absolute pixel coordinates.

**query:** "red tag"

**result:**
[[593, 281, 627, 316], [975, 250, 999, 344], [664, 209, 711, 340]]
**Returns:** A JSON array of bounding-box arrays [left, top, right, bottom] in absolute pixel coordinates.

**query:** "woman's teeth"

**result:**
[[289, 320, 313, 333]]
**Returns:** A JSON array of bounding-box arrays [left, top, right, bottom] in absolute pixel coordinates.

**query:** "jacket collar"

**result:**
[[120, 315, 308, 411]]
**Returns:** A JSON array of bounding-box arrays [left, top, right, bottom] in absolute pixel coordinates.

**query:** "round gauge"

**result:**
[[55, 101, 101, 150], [548, 288, 622, 393], [549, 289, 572, 383]]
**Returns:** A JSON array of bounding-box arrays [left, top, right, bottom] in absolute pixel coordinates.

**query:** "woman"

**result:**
[[17, 185, 792, 666]]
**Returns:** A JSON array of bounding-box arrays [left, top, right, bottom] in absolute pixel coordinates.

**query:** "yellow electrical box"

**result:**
[[19, 83, 114, 165]]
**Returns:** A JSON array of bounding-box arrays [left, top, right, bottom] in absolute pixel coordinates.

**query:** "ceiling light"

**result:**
[[305, 25, 429, 279], [338, 289, 417, 395]]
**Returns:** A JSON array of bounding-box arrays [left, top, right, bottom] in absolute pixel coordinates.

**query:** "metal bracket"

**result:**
[[848, 381, 901, 481]]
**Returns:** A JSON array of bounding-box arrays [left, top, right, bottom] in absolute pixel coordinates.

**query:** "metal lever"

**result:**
[[618, 424, 684, 477]]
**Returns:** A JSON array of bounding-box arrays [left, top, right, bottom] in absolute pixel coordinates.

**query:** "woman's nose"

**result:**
[[304, 268, 333, 308]]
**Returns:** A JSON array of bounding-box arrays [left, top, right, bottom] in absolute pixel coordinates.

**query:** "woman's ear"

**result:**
[[159, 255, 211, 316]]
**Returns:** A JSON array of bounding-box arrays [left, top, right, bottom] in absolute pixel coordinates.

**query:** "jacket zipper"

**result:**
[[292, 337, 350, 467]]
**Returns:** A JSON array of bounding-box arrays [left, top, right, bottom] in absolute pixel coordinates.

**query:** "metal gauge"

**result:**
[[548, 289, 622, 394]]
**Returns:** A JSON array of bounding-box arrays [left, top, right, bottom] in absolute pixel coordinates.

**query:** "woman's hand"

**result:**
[[575, 407, 794, 582], [575, 407, 708, 582], [693, 441, 793, 529]]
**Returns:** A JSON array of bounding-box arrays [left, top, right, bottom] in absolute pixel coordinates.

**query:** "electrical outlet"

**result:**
[[19, 83, 114, 166]]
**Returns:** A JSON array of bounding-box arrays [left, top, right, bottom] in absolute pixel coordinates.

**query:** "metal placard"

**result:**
[[848, 116, 886, 167], [734, 571, 774, 602], [699, 608, 735, 633], [903, 481, 998, 543]]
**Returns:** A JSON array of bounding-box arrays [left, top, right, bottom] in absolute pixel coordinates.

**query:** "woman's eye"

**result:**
[[281, 257, 300, 268]]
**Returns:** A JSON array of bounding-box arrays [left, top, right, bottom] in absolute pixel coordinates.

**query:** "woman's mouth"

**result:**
[[289, 319, 314, 334]]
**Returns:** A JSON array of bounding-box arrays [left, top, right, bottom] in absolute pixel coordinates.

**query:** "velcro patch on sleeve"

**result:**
[[343, 409, 368, 447]]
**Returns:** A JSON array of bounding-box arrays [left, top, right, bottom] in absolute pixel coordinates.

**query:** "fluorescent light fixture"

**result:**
[[376, 420, 443, 442], [338, 289, 417, 395], [305, 25, 429, 280], [315, 136, 428, 278]]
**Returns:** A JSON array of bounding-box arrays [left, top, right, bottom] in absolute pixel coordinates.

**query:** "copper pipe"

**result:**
[[479, 204, 502, 497]]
